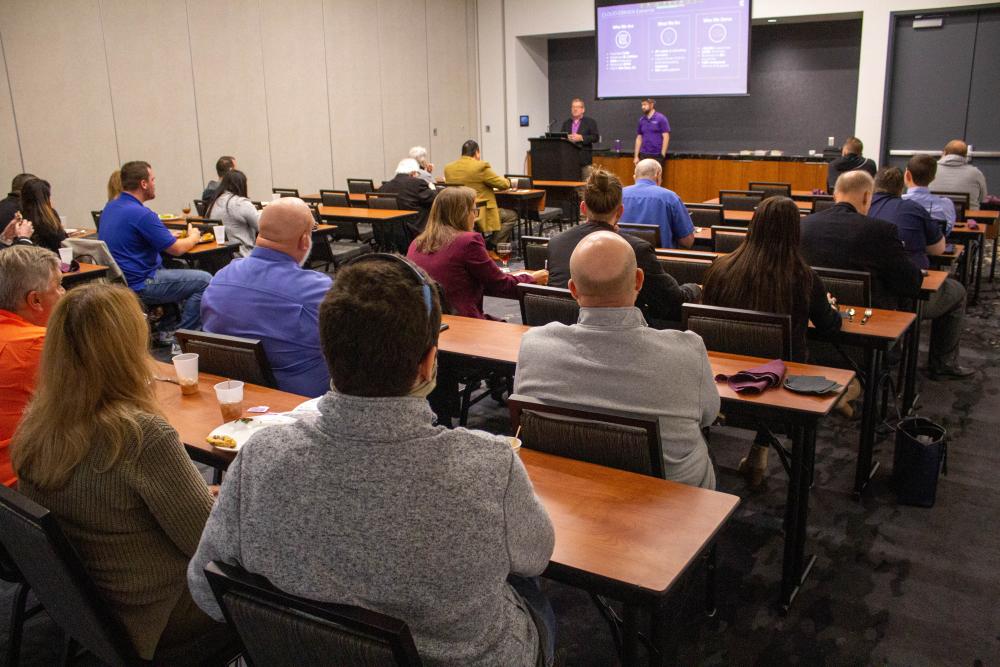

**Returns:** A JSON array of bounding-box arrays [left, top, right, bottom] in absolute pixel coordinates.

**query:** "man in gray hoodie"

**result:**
[[930, 140, 989, 209]]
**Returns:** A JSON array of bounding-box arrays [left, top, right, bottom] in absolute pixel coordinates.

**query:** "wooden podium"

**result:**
[[529, 136, 584, 180]]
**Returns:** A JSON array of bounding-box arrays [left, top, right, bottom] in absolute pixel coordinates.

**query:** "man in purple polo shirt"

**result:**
[[633, 98, 670, 169]]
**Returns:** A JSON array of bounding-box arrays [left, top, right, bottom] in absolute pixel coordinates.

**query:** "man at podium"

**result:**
[[560, 98, 599, 178]]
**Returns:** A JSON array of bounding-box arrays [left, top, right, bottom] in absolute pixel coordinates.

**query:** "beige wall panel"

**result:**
[[377, 0, 431, 181], [260, 0, 333, 195], [100, 0, 202, 216], [324, 0, 387, 188], [0, 37, 23, 185], [186, 0, 272, 203], [426, 0, 472, 167], [0, 0, 118, 228]]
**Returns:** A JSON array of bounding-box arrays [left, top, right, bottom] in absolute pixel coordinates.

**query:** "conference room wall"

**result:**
[[0, 0, 478, 228]]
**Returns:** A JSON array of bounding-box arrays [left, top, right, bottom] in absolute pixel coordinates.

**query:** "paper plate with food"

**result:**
[[206, 414, 297, 451]]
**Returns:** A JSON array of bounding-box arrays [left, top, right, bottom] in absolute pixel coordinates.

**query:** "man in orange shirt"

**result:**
[[0, 245, 64, 487]]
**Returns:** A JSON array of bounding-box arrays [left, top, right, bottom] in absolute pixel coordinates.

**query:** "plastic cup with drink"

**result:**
[[214, 380, 245, 422], [212, 225, 226, 243], [172, 353, 200, 395]]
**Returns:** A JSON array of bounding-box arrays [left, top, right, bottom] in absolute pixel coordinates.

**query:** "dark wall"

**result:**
[[547, 20, 862, 155]]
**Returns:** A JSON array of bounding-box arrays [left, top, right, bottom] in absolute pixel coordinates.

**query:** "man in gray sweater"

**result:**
[[929, 140, 989, 209], [514, 231, 720, 489], [188, 254, 556, 666]]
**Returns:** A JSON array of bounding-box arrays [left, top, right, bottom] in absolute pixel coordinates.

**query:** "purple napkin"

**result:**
[[715, 359, 787, 394]]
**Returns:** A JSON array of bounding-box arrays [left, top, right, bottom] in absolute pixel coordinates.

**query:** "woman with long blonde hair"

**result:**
[[407, 186, 547, 319], [12, 283, 232, 661]]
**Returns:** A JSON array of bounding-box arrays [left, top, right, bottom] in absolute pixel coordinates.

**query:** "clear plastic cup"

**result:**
[[172, 353, 199, 395], [214, 380, 245, 422], [212, 225, 226, 243], [58, 247, 74, 265]]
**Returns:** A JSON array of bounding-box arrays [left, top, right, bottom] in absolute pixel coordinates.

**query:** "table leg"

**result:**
[[622, 604, 642, 666], [781, 422, 818, 613], [972, 238, 983, 306], [854, 347, 883, 498], [991, 234, 997, 281], [649, 598, 679, 667], [901, 301, 923, 415]]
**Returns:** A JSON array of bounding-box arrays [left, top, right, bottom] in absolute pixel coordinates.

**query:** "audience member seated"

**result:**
[[802, 172, 972, 379], [703, 196, 842, 483], [547, 168, 700, 327], [0, 173, 36, 235], [407, 186, 547, 320], [99, 161, 211, 333], [202, 155, 235, 201], [514, 231, 720, 489], [188, 255, 556, 667], [0, 215, 33, 249], [444, 139, 516, 253], [378, 158, 438, 237], [201, 198, 332, 397], [868, 167, 971, 380], [0, 246, 63, 488], [18, 178, 66, 253], [205, 169, 259, 257], [826, 136, 877, 192], [903, 154, 956, 234], [930, 140, 988, 209], [107, 169, 122, 202], [408, 145, 437, 188], [622, 158, 695, 248], [12, 284, 231, 661]]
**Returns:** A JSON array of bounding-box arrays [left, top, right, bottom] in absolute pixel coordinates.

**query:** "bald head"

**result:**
[[634, 158, 662, 182], [943, 139, 968, 157], [833, 170, 874, 215], [256, 197, 314, 263], [568, 231, 642, 308]]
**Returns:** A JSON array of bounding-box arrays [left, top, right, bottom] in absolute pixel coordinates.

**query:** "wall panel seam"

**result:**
[[320, 0, 336, 187], [0, 26, 24, 171], [184, 1, 206, 187], [257, 0, 275, 190], [97, 0, 121, 165]]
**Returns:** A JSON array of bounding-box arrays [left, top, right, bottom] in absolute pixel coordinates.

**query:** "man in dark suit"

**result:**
[[560, 98, 599, 178], [548, 168, 699, 326], [378, 158, 437, 238], [801, 171, 972, 379]]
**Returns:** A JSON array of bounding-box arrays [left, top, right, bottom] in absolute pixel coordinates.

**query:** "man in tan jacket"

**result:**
[[444, 140, 517, 253]]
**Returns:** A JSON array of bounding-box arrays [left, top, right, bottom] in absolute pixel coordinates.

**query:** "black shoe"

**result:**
[[927, 365, 976, 380]]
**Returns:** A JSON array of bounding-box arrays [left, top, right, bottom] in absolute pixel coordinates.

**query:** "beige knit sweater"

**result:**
[[17, 412, 214, 659]]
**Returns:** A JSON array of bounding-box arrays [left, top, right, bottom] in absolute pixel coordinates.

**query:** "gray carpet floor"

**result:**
[[3, 264, 999, 665]]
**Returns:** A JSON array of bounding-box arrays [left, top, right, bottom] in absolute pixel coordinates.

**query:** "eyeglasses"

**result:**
[[342, 252, 433, 315]]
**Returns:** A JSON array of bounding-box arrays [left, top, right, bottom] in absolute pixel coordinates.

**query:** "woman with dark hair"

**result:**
[[205, 169, 259, 256], [19, 178, 66, 253], [702, 196, 843, 484]]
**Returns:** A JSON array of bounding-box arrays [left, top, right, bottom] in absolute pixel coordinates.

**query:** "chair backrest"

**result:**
[[682, 303, 792, 360], [747, 182, 791, 199], [517, 284, 580, 327], [504, 174, 532, 189], [520, 235, 550, 270], [194, 198, 208, 216], [367, 193, 399, 210], [508, 395, 664, 478], [657, 256, 714, 285], [0, 485, 143, 667], [712, 226, 748, 253], [347, 178, 376, 194], [618, 223, 661, 248], [61, 237, 126, 284], [174, 329, 278, 388], [272, 188, 300, 198], [952, 200, 967, 225], [812, 198, 837, 214], [932, 190, 971, 207], [90, 210, 101, 229], [685, 203, 723, 228], [719, 190, 764, 211], [813, 266, 871, 307], [320, 189, 351, 207], [205, 561, 422, 667]]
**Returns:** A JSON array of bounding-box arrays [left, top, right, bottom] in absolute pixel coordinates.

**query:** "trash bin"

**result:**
[[892, 417, 947, 507]]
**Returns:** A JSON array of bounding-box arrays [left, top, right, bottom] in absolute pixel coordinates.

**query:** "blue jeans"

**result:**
[[509, 575, 555, 667], [139, 268, 212, 331]]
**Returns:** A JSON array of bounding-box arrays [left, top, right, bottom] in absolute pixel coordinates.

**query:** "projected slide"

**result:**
[[596, 0, 750, 98]]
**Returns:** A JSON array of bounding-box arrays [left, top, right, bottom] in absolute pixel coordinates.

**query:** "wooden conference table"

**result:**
[[317, 205, 417, 252], [155, 359, 739, 666], [60, 262, 109, 288]]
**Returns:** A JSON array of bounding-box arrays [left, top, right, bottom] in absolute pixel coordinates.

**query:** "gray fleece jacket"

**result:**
[[187, 391, 554, 666]]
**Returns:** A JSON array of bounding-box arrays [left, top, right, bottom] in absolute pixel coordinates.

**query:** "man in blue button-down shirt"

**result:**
[[903, 154, 956, 235], [621, 159, 695, 248], [201, 198, 333, 397]]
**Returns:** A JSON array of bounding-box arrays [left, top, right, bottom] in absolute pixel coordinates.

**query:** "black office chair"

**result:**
[[719, 190, 764, 211], [682, 303, 792, 361], [748, 182, 791, 199], [347, 178, 376, 194], [319, 189, 351, 207], [813, 267, 871, 307], [520, 236, 550, 271], [194, 199, 208, 216], [205, 561, 422, 667], [90, 210, 101, 229], [272, 188, 300, 198], [517, 284, 579, 327], [932, 190, 971, 208], [812, 199, 837, 214], [366, 193, 399, 210], [175, 330, 278, 388], [685, 203, 723, 228], [1, 543, 43, 667], [618, 223, 661, 248], [712, 226, 748, 253], [0, 485, 240, 667], [657, 256, 714, 286]]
